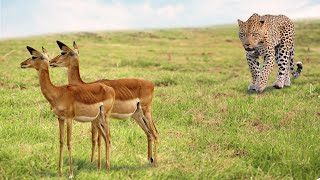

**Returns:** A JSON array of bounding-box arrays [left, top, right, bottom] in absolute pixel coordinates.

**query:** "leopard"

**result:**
[[238, 13, 303, 93]]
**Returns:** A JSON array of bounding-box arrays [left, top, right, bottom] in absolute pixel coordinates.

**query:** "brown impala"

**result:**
[[20, 46, 115, 178], [50, 41, 159, 165]]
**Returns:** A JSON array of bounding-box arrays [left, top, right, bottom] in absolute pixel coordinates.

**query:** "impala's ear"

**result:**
[[73, 41, 79, 54], [56, 40, 70, 51], [41, 46, 49, 60], [26, 46, 38, 55], [42, 46, 48, 54]]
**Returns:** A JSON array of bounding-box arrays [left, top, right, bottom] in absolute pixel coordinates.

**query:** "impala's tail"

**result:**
[[96, 105, 107, 143]]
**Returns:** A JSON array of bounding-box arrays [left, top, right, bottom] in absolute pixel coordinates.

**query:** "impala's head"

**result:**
[[238, 13, 265, 52], [50, 41, 79, 68], [21, 46, 50, 70]]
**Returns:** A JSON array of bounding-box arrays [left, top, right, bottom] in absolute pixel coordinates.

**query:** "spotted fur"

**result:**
[[238, 13, 303, 92]]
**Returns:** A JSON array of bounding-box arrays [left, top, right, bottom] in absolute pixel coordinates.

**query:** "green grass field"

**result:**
[[0, 20, 319, 179]]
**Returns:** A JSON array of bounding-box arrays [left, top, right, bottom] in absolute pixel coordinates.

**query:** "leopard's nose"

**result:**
[[245, 43, 251, 46]]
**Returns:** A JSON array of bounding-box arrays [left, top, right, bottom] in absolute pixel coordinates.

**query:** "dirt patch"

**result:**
[[279, 112, 294, 128], [219, 107, 227, 114], [224, 144, 248, 157], [0, 81, 27, 90], [167, 130, 183, 139], [252, 120, 270, 133], [154, 78, 177, 87], [232, 149, 247, 157], [212, 92, 233, 99], [207, 143, 221, 152], [192, 112, 222, 131]]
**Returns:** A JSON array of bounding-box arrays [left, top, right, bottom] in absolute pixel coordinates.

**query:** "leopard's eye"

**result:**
[[239, 32, 245, 37], [252, 32, 259, 37]]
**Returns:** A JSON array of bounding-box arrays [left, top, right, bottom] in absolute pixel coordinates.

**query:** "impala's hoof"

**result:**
[[68, 175, 74, 179], [150, 157, 154, 163]]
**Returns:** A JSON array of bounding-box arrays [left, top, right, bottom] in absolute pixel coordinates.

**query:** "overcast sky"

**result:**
[[1, 0, 320, 39]]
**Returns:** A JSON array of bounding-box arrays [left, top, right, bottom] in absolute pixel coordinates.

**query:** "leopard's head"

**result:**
[[238, 13, 266, 52]]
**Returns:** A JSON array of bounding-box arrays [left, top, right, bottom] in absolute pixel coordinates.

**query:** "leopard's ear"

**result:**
[[259, 16, 265, 26], [237, 19, 243, 26], [250, 13, 260, 19]]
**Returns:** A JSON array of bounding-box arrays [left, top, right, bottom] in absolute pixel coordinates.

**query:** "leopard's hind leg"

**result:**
[[284, 47, 294, 87]]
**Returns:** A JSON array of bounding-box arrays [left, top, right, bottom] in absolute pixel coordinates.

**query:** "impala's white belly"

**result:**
[[73, 102, 103, 122], [111, 98, 139, 119], [74, 115, 99, 122], [111, 112, 134, 119]]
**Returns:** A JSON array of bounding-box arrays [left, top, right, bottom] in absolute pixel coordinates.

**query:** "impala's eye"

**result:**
[[32, 56, 37, 59], [61, 52, 67, 55]]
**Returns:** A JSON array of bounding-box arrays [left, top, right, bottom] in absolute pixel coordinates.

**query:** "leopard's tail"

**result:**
[[289, 47, 303, 78], [291, 62, 303, 78]]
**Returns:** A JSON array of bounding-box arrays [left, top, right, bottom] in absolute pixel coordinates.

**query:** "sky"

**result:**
[[1, 0, 320, 39]]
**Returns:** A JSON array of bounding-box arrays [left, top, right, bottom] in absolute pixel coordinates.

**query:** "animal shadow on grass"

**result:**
[[59, 158, 152, 176], [111, 163, 152, 171], [33, 167, 57, 178], [245, 86, 278, 95]]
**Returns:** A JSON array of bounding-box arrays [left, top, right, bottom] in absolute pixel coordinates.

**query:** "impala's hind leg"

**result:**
[[95, 105, 111, 170], [142, 105, 158, 165], [132, 102, 155, 164]]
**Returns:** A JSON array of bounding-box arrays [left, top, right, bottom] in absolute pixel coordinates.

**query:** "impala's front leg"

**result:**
[[91, 124, 97, 163], [66, 118, 73, 179], [97, 132, 102, 169], [58, 118, 64, 177], [256, 49, 275, 93]]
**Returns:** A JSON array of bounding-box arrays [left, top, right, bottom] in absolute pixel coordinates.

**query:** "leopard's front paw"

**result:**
[[272, 81, 284, 89], [284, 77, 291, 87], [255, 84, 266, 93], [248, 84, 256, 91]]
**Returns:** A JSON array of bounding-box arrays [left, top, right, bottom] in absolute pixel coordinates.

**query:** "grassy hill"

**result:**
[[0, 20, 319, 179]]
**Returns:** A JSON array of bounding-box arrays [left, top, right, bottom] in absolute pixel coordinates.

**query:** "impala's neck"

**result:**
[[68, 60, 84, 85], [38, 66, 59, 106]]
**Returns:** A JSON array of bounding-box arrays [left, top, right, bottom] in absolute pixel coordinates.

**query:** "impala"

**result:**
[[20, 46, 115, 178], [50, 41, 159, 164]]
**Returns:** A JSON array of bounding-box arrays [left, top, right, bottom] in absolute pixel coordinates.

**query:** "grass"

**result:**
[[0, 20, 320, 179]]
